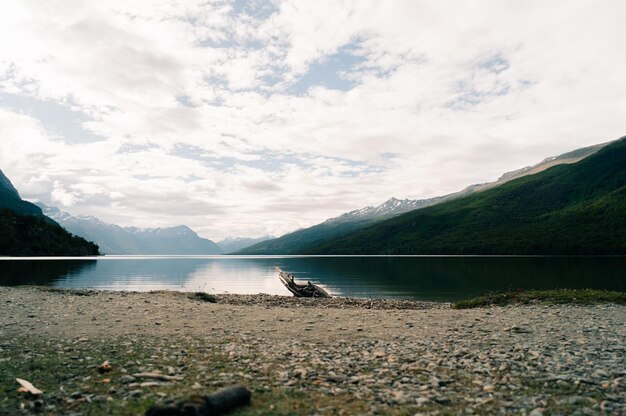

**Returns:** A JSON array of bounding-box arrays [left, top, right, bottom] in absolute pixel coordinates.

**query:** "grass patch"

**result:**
[[188, 292, 217, 303], [0, 336, 231, 416], [0, 336, 409, 416], [38, 287, 95, 296], [453, 289, 626, 309]]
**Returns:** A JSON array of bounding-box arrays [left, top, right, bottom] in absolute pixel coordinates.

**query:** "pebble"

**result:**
[[120, 375, 136, 384], [1, 287, 625, 416]]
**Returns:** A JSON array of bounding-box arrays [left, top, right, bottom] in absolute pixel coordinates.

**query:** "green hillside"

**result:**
[[237, 141, 609, 255], [235, 218, 379, 254], [0, 170, 43, 217], [0, 169, 100, 256], [303, 137, 626, 255], [0, 209, 100, 256]]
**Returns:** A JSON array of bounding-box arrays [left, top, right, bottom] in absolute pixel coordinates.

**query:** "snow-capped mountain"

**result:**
[[38, 203, 222, 255], [329, 141, 610, 225], [238, 141, 609, 255], [325, 196, 448, 224]]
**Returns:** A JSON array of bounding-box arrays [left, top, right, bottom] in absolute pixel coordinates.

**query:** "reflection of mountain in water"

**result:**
[[269, 257, 626, 301], [1, 256, 624, 301], [58, 258, 219, 290], [0, 260, 97, 286]]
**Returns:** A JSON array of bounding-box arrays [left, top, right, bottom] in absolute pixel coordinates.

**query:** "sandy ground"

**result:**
[[1, 287, 625, 415]]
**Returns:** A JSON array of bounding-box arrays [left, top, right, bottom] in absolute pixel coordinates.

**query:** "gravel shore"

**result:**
[[1, 287, 624, 415]]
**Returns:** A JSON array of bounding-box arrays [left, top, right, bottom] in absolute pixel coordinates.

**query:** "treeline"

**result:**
[[0, 209, 100, 256]]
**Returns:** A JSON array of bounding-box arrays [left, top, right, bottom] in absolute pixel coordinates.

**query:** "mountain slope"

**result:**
[[217, 236, 275, 253], [39, 204, 221, 255], [237, 141, 609, 255], [124, 225, 222, 255], [303, 137, 626, 255], [0, 170, 99, 256], [236, 197, 447, 254], [0, 209, 100, 256], [0, 169, 44, 216], [446, 141, 609, 198]]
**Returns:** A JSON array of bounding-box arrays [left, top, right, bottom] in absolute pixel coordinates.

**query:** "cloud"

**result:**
[[0, 0, 625, 239]]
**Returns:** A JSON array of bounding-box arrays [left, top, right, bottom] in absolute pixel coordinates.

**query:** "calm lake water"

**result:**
[[0, 256, 624, 302]]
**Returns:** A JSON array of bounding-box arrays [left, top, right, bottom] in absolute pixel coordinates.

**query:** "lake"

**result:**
[[0, 255, 624, 302]]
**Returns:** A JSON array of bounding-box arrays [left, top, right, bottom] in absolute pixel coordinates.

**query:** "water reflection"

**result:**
[[0, 260, 96, 286], [0, 256, 624, 301], [272, 256, 626, 300]]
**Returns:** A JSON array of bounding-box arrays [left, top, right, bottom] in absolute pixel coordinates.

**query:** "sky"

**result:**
[[0, 0, 625, 240]]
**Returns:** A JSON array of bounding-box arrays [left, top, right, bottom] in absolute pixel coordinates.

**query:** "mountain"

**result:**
[[236, 197, 449, 254], [123, 225, 222, 255], [0, 169, 44, 216], [447, 141, 610, 198], [38, 204, 221, 255], [0, 169, 99, 256], [0, 169, 19, 196], [302, 136, 626, 255], [324, 197, 448, 224], [237, 141, 609, 255], [216, 236, 275, 253]]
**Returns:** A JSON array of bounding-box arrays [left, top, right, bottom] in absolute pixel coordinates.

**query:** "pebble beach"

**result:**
[[1, 287, 624, 415]]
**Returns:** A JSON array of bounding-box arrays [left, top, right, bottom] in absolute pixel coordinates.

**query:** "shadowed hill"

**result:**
[[0, 169, 100, 256], [0, 169, 43, 217], [0, 209, 100, 256], [238, 140, 610, 255], [302, 136, 626, 255]]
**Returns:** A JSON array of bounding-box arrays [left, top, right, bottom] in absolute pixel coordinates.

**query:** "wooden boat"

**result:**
[[276, 267, 331, 298]]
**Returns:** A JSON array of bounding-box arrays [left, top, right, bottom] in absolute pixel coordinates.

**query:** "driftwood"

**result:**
[[132, 372, 184, 382], [276, 267, 331, 298], [145, 384, 251, 416]]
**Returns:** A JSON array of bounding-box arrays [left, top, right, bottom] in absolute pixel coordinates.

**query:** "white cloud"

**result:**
[[0, 0, 625, 240]]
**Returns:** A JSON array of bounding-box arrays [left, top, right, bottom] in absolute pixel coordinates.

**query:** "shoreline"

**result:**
[[10, 286, 452, 309], [1, 286, 624, 415]]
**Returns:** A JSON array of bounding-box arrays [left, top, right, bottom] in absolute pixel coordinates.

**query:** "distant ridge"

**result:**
[[237, 140, 610, 255], [216, 236, 275, 253], [323, 197, 448, 225], [38, 204, 222, 255]]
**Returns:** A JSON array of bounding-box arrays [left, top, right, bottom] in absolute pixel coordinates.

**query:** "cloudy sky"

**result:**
[[0, 0, 624, 240]]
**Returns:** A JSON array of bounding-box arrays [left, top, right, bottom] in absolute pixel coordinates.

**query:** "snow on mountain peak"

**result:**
[[324, 197, 431, 224]]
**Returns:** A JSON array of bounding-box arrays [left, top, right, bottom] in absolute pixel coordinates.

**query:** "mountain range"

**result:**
[[302, 136, 626, 254], [38, 204, 222, 255], [237, 140, 610, 254], [1, 137, 621, 256], [0, 169, 99, 256], [216, 236, 275, 254]]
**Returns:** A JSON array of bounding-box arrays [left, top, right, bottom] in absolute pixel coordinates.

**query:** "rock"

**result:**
[[121, 375, 136, 384], [433, 396, 451, 405], [373, 350, 386, 358], [505, 325, 531, 333], [415, 397, 431, 406]]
